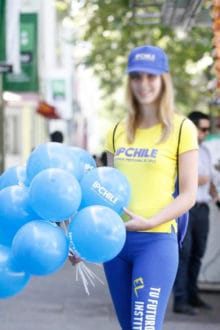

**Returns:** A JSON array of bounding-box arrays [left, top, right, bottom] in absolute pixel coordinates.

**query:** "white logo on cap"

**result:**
[[135, 53, 155, 61]]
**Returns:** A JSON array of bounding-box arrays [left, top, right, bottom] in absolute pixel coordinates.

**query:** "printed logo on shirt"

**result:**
[[115, 147, 158, 163]]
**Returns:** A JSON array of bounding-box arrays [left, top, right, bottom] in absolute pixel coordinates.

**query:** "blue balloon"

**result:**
[[0, 244, 31, 298], [0, 228, 13, 246], [26, 142, 84, 182], [0, 165, 29, 190], [67, 146, 96, 174], [0, 185, 38, 242], [12, 220, 69, 276], [29, 168, 82, 221], [68, 205, 126, 263], [79, 166, 131, 214]]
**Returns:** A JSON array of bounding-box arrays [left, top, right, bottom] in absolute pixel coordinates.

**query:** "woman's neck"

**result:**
[[137, 104, 160, 128]]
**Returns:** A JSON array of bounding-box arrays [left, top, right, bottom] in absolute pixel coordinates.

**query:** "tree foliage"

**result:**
[[80, 0, 213, 116], [56, 1, 214, 117]]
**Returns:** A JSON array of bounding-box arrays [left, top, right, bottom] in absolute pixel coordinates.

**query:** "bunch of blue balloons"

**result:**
[[0, 142, 130, 298]]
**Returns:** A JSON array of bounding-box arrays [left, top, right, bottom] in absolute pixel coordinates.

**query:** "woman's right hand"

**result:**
[[68, 250, 82, 265]]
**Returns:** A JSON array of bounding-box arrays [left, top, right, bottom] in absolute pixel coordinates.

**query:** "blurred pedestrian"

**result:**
[[173, 111, 220, 315], [92, 154, 103, 167], [50, 131, 64, 143], [100, 151, 107, 166], [49, 130, 64, 227]]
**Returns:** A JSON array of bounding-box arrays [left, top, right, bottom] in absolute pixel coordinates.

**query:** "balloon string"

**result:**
[[74, 261, 105, 295], [81, 262, 104, 285], [80, 264, 96, 288], [60, 218, 70, 234], [66, 217, 105, 294], [76, 263, 90, 295]]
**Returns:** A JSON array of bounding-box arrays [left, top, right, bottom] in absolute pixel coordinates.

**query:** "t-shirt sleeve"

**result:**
[[179, 118, 198, 154], [104, 125, 115, 153]]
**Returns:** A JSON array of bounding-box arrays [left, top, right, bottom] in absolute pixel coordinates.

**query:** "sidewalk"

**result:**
[[164, 290, 220, 330], [0, 262, 219, 330]]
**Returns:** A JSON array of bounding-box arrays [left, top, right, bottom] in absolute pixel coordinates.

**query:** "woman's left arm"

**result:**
[[125, 149, 198, 231]]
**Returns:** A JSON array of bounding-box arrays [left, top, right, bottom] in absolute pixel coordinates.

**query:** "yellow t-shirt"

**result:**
[[105, 114, 198, 233]]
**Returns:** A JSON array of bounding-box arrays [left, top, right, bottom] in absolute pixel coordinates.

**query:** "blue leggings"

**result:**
[[103, 231, 178, 330]]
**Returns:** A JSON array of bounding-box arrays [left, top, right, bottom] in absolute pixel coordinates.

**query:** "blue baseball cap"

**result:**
[[126, 45, 169, 75]]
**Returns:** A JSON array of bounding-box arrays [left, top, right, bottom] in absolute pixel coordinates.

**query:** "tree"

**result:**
[[78, 0, 213, 116]]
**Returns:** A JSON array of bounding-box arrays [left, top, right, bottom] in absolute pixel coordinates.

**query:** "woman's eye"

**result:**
[[130, 73, 141, 80]]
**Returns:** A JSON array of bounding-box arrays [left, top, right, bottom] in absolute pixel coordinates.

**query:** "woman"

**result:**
[[103, 45, 198, 330]]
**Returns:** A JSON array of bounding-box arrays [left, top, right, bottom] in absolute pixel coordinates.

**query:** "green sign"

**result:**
[[0, 0, 6, 61], [51, 79, 66, 100], [3, 13, 39, 92]]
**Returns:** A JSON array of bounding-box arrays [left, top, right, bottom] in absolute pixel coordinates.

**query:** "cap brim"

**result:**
[[126, 67, 167, 75]]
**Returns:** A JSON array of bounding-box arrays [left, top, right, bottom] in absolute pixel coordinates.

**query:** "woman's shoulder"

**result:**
[[106, 120, 125, 142], [174, 113, 196, 131], [174, 112, 186, 124], [108, 119, 126, 130], [174, 113, 198, 152], [105, 120, 126, 153], [109, 120, 126, 136]]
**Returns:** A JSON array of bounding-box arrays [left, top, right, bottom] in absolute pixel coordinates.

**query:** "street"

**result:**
[[0, 261, 219, 330]]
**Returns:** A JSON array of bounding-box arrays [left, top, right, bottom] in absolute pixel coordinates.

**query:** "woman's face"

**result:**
[[197, 118, 211, 144], [130, 72, 163, 106]]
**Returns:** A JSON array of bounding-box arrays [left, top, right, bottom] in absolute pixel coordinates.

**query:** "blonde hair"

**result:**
[[125, 73, 175, 144]]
